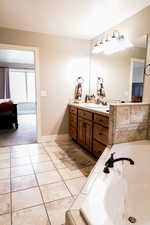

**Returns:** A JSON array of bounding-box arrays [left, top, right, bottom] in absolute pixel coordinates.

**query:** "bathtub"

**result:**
[[80, 140, 150, 225]]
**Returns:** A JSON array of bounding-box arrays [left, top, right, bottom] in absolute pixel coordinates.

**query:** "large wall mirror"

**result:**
[[90, 34, 148, 103]]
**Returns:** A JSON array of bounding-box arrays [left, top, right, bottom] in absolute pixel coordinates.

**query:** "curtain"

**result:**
[[0, 67, 10, 99]]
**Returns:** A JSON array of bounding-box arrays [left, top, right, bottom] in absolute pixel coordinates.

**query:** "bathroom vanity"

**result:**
[[69, 102, 150, 158], [69, 103, 109, 158], [66, 102, 150, 225]]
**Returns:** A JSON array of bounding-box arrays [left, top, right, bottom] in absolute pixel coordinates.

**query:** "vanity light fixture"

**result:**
[[92, 31, 133, 55], [92, 40, 105, 54]]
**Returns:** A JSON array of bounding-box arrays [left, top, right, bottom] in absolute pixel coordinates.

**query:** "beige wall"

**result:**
[[90, 47, 146, 101], [0, 27, 90, 136], [143, 35, 150, 102], [91, 6, 150, 102], [0, 6, 150, 137]]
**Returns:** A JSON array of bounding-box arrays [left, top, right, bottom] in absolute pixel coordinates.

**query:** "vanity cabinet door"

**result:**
[[78, 117, 85, 147], [69, 125, 77, 140], [84, 119, 92, 152], [93, 140, 106, 158], [78, 117, 92, 152], [69, 113, 77, 128]]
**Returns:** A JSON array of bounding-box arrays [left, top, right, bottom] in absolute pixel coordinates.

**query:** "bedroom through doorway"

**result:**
[[0, 48, 37, 147]]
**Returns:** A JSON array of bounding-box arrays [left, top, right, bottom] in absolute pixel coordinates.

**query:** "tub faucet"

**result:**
[[103, 152, 134, 174]]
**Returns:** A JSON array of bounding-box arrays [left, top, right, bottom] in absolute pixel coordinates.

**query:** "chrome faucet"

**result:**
[[103, 152, 134, 174]]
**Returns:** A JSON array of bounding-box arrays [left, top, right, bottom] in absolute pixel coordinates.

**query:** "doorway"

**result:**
[[0, 44, 40, 147], [129, 58, 145, 102]]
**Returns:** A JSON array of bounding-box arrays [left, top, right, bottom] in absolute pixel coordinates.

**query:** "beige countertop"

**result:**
[[69, 103, 109, 116], [110, 102, 149, 106]]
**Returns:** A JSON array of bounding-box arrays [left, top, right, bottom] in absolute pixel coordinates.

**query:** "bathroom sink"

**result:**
[[90, 105, 108, 109], [79, 103, 109, 111]]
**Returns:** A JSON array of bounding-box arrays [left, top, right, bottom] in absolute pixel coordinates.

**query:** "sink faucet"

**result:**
[[103, 152, 134, 174]]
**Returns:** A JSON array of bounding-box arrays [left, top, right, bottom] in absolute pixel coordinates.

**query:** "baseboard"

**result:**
[[37, 134, 71, 143]]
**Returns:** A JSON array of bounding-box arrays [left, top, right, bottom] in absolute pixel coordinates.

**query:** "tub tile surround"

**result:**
[[109, 103, 150, 145], [0, 142, 96, 225]]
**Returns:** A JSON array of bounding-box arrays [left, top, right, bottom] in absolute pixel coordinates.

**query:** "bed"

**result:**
[[0, 100, 18, 129]]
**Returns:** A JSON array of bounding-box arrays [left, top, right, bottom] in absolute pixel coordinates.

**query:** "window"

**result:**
[[9, 69, 36, 103]]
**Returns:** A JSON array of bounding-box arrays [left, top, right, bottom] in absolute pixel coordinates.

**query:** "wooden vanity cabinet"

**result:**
[[78, 116, 92, 152], [69, 106, 109, 158], [69, 106, 77, 140], [93, 140, 106, 158]]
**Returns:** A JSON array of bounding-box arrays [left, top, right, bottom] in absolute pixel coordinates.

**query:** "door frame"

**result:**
[[129, 57, 145, 101], [0, 43, 41, 140]]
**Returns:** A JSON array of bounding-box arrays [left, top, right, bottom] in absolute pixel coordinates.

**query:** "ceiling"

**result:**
[[0, 0, 149, 39], [0, 50, 34, 64]]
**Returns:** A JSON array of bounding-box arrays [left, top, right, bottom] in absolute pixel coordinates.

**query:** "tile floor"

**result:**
[[0, 141, 96, 225]]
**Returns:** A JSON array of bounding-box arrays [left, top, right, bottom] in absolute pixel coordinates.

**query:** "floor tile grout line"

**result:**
[[49, 144, 92, 211], [10, 145, 50, 223], [3, 194, 75, 215], [0, 191, 10, 196], [11, 203, 45, 214], [43, 144, 90, 177], [1, 143, 93, 185], [10, 173, 86, 194], [42, 145, 75, 199], [0, 162, 91, 180], [10, 167, 57, 179], [42, 143, 84, 201], [0, 212, 12, 217], [3, 141, 93, 223], [11, 173, 34, 179], [29, 154, 52, 225], [11, 184, 38, 194], [38, 174, 86, 187]]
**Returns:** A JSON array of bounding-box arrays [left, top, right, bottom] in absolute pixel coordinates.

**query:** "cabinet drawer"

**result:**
[[78, 109, 92, 121], [69, 106, 77, 115], [93, 140, 106, 158], [69, 113, 77, 128], [94, 113, 109, 127], [93, 124, 108, 145]]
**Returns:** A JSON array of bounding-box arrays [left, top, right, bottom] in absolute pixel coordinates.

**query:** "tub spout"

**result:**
[[103, 153, 134, 174]]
